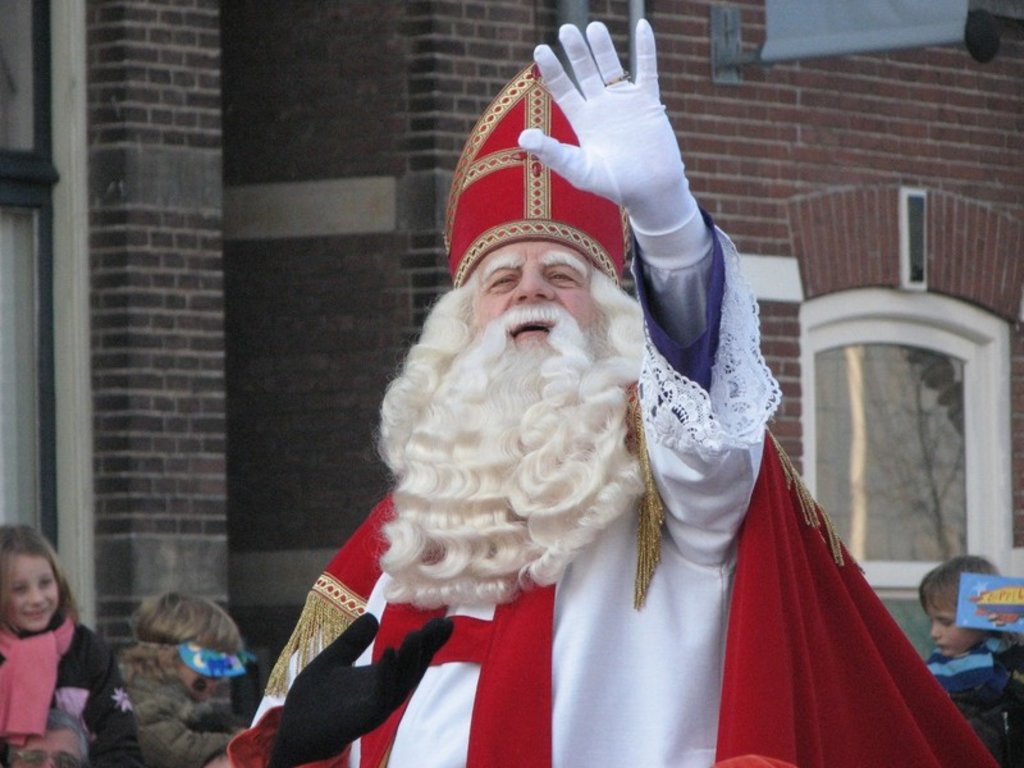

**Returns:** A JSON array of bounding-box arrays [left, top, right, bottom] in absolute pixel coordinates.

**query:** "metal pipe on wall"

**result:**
[[556, 0, 588, 29], [628, 0, 645, 75], [555, 1, 646, 75]]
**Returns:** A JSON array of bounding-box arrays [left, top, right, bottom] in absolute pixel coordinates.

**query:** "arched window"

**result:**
[[801, 289, 1011, 649]]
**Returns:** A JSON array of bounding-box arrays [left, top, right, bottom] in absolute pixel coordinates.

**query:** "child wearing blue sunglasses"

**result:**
[[120, 592, 253, 768]]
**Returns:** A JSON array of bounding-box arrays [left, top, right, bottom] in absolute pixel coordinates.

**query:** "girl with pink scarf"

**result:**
[[0, 525, 144, 767]]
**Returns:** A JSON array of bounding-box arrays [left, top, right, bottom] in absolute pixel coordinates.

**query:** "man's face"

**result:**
[[9, 728, 85, 768], [471, 241, 596, 342]]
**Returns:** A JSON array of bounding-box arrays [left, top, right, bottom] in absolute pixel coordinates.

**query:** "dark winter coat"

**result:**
[[950, 644, 1024, 768], [1, 621, 145, 768], [127, 675, 239, 768]]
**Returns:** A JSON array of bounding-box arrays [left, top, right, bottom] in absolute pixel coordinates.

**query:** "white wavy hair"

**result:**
[[377, 263, 646, 608]]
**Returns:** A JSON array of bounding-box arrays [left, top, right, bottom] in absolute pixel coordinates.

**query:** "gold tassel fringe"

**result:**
[[628, 387, 665, 610], [769, 432, 845, 566], [264, 588, 357, 698]]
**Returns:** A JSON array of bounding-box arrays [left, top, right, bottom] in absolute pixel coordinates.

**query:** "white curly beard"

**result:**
[[377, 276, 645, 609]]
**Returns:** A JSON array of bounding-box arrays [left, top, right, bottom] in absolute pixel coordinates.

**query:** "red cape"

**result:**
[[716, 435, 996, 767], [233, 435, 996, 767]]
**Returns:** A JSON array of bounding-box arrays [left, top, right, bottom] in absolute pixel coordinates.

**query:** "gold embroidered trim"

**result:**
[[264, 573, 367, 697], [628, 387, 665, 609], [461, 149, 525, 191], [445, 68, 535, 252], [769, 432, 845, 566], [525, 84, 550, 220], [313, 572, 369, 616], [453, 220, 619, 287], [444, 65, 630, 286], [621, 209, 634, 266]]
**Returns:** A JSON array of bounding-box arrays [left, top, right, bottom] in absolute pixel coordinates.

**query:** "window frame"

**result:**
[[801, 288, 1012, 590], [0, 0, 57, 539], [899, 187, 928, 291]]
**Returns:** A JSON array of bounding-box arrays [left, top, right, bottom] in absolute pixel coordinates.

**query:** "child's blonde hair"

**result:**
[[919, 554, 1000, 614], [134, 591, 242, 651], [121, 591, 242, 683], [0, 525, 78, 631]]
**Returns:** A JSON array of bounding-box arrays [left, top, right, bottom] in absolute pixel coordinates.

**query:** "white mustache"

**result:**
[[501, 305, 561, 334], [444, 304, 591, 401], [498, 304, 587, 351]]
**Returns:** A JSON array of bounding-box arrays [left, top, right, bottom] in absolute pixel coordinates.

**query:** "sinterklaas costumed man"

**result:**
[[229, 20, 997, 768]]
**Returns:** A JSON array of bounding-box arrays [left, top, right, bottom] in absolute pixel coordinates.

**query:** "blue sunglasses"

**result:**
[[177, 641, 254, 678]]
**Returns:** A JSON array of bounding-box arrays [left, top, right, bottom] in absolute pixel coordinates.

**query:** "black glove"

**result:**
[[267, 613, 453, 768]]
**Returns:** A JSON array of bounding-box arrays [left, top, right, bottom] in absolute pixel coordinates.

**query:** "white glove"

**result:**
[[519, 20, 711, 268]]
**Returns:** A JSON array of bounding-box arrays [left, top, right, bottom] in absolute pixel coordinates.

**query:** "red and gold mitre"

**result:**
[[445, 64, 632, 287]]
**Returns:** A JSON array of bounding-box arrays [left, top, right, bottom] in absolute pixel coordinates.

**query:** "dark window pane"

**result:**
[[0, 1, 34, 150], [907, 195, 926, 283], [0, 208, 39, 520]]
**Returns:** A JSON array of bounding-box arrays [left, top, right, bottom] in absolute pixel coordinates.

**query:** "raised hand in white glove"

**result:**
[[519, 20, 711, 269]]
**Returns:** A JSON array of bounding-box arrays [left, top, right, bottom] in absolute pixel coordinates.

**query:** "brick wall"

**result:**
[[221, 1, 410, 558], [223, 234, 407, 551], [87, 0, 225, 642], [221, 3, 416, 656], [221, 1, 408, 184]]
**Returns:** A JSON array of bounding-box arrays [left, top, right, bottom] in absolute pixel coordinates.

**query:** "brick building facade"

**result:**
[[1, 0, 1020, 701], [87, 0, 226, 641]]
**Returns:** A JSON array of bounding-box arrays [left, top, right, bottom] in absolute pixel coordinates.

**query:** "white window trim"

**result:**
[[51, 2, 95, 625], [801, 288, 1013, 590]]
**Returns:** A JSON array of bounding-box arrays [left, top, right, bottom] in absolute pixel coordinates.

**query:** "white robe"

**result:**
[[257, 232, 781, 768]]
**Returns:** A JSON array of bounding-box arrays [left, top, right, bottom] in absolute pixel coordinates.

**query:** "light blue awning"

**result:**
[[761, 0, 968, 62]]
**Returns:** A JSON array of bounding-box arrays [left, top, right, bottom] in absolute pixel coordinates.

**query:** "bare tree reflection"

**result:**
[[817, 344, 965, 562]]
